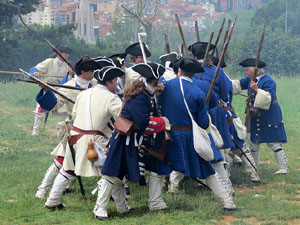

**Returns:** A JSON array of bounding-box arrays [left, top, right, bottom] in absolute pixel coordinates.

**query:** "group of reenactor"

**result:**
[[29, 39, 288, 220]]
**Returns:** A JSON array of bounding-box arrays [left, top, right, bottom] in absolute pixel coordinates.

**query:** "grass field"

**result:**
[[1, 77, 300, 225]]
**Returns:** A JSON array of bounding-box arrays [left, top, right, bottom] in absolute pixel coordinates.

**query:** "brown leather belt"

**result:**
[[68, 126, 104, 146], [171, 125, 192, 131], [221, 106, 231, 111], [273, 99, 278, 104]]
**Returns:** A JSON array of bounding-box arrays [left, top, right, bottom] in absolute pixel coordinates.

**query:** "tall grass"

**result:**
[[1, 78, 300, 224]]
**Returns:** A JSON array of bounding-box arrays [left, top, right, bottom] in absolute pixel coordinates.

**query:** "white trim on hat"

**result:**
[[131, 63, 159, 79], [95, 58, 116, 67], [159, 52, 178, 60], [96, 66, 123, 81]]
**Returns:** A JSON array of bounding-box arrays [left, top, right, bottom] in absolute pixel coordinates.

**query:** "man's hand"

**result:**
[[250, 81, 258, 92], [38, 81, 49, 91], [67, 66, 74, 76], [33, 71, 40, 78]]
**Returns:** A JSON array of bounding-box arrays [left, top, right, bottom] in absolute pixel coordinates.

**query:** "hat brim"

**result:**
[[94, 66, 125, 83]]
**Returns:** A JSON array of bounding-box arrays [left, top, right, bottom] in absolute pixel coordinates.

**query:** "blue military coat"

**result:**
[[159, 77, 216, 179], [194, 64, 234, 149], [240, 75, 287, 143], [102, 90, 171, 185]]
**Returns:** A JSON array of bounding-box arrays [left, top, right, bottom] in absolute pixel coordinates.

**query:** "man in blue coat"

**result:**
[[160, 57, 236, 211], [232, 58, 288, 175]]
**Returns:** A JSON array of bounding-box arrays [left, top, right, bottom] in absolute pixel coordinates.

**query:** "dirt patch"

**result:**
[[219, 215, 260, 225], [16, 124, 31, 133], [220, 216, 300, 225], [234, 184, 267, 194], [260, 160, 272, 164], [0, 106, 12, 115]]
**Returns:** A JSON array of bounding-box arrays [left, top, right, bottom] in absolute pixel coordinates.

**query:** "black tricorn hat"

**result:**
[[74, 56, 99, 75], [94, 56, 115, 69], [210, 55, 227, 68], [239, 58, 266, 68], [188, 42, 216, 59], [159, 52, 179, 68], [109, 53, 127, 68], [55, 45, 72, 54], [131, 63, 165, 80], [178, 57, 205, 73], [125, 42, 151, 57], [173, 57, 183, 74], [93, 66, 125, 83]]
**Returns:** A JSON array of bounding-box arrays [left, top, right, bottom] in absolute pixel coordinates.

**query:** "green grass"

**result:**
[[1, 78, 300, 224]]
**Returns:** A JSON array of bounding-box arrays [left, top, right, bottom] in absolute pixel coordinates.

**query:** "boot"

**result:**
[[93, 176, 117, 220], [45, 169, 76, 209], [205, 173, 236, 211], [274, 149, 288, 174], [212, 161, 234, 196], [63, 177, 76, 195], [32, 112, 45, 137], [249, 142, 260, 168], [168, 171, 184, 194], [240, 147, 260, 183], [111, 180, 132, 214], [149, 172, 168, 211], [35, 160, 62, 199]]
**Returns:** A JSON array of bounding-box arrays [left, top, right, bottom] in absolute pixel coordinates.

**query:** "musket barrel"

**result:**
[[19, 68, 75, 104], [206, 20, 236, 105], [44, 39, 75, 72], [195, 21, 200, 42], [175, 14, 189, 56], [0, 70, 63, 78], [211, 18, 225, 56], [244, 25, 265, 129], [164, 34, 171, 53], [16, 79, 86, 91]]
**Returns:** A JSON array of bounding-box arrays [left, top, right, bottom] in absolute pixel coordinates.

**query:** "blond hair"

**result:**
[[248, 67, 265, 76]]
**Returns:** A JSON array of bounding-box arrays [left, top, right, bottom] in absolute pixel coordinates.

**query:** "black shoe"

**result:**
[[62, 188, 72, 195], [45, 203, 66, 211], [224, 207, 237, 213], [125, 187, 131, 195], [94, 214, 108, 221]]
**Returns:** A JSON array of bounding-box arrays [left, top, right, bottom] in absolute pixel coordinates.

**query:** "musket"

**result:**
[[177, 45, 183, 57], [16, 79, 86, 91], [19, 69, 75, 104], [164, 34, 171, 53], [244, 25, 265, 130], [231, 136, 257, 172], [64, 124, 88, 207], [175, 14, 189, 56], [0, 70, 63, 78], [44, 39, 75, 72], [211, 18, 225, 56], [198, 32, 214, 80], [202, 32, 214, 69], [137, 33, 148, 63], [205, 19, 236, 106], [239, 93, 248, 97], [195, 20, 200, 42]]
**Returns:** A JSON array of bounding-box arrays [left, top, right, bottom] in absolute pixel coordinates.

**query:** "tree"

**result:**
[[121, 0, 160, 49], [0, 0, 40, 28]]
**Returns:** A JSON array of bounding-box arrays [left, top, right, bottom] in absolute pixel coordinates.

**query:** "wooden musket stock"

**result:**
[[244, 25, 265, 130]]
